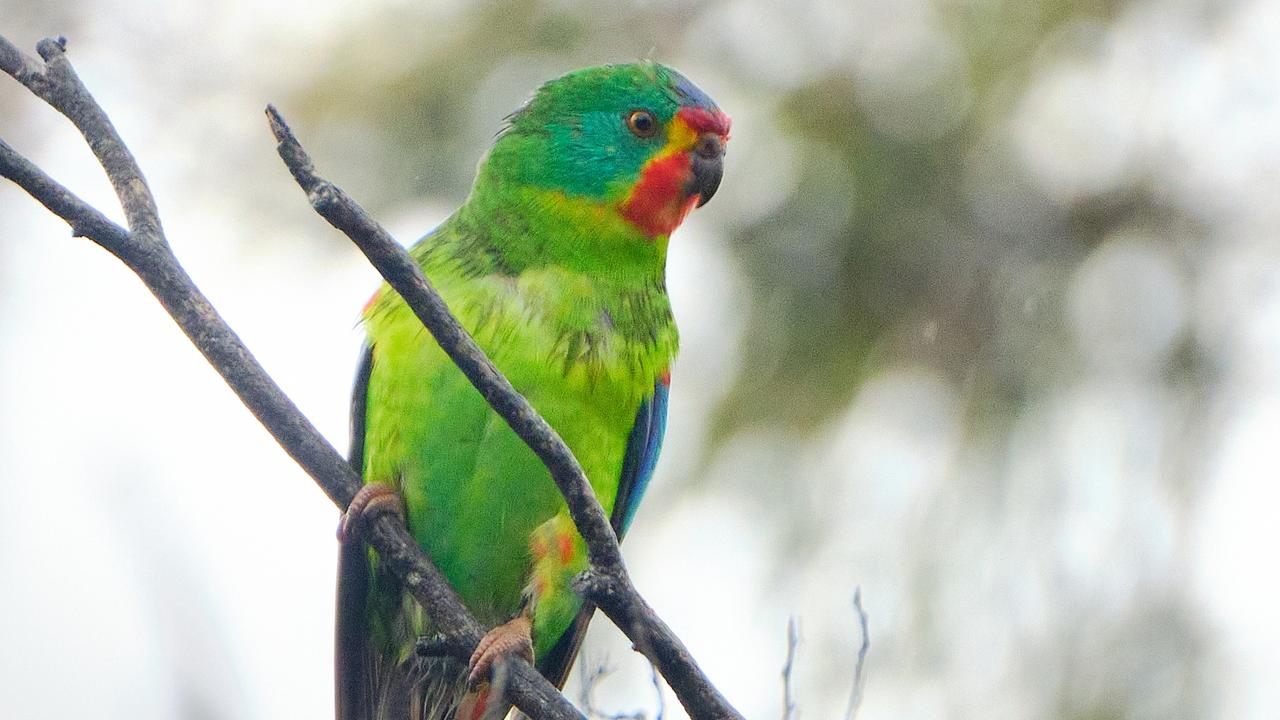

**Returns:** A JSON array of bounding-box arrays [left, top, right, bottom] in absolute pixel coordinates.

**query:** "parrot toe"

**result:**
[[467, 615, 534, 688], [337, 482, 405, 542]]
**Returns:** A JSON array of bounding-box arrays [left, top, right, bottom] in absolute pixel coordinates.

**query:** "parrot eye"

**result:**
[[626, 109, 658, 138]]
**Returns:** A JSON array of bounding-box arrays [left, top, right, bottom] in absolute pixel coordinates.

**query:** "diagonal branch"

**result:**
[[0, 33, 579, 720], [0, 135, 130, 253], [268, 107, 743, 720]]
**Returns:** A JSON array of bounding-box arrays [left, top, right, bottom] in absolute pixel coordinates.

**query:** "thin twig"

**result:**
[[577, 657, 645, 720], [0, 33, 578, 720], [782, 616, 799, 720], [843, 588, 870, 720], [267, 104, 742, 720], [578, 658, 608, 717], [0, 136, 130, 253]]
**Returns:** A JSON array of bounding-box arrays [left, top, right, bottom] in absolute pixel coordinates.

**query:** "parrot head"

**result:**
[[478, 62, 730, 240]]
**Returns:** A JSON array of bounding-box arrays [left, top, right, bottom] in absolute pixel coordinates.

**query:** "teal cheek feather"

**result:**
[[541, 111, 663, 198]]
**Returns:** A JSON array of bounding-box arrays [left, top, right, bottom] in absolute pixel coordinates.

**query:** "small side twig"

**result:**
[[782, 616, 799, 720], [843, 588, 870, 720], [577, 657, 646, 720]]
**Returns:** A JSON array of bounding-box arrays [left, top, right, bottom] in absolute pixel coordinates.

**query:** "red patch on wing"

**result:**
[[621, 152, 696, 237], [659, 368, 671, 386], [556, 532, 575, 565], [677, 106, 732, 138]]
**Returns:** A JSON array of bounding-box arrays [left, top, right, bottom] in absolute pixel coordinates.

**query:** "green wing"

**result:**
[[533, 377, 671, 688]]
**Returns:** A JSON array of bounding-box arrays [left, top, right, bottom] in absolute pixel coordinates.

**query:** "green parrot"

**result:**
[[335, 63, 730, 720]]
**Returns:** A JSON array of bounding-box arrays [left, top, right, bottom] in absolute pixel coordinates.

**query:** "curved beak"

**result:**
[[687, 132, 726, 207]]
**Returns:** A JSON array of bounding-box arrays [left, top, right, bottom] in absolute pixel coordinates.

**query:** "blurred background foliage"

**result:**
[[3, 0, 1279, 719], [290, 0, 1139, 432]]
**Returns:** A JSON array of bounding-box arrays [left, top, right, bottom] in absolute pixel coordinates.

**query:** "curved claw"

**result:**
[[337, 483, 404, 543], [468, 615, 533, 687]]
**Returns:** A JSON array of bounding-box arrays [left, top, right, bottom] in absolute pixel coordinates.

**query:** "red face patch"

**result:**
[[620, 104, 730, 237], [621, 151, 698, 237]]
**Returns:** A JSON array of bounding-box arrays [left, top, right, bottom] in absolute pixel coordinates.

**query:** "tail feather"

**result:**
[[335, 538, 374, 719], [338, 615, 473, 720], [395, 656, 470, 720]]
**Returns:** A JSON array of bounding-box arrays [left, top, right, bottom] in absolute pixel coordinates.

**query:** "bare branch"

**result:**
[[843, 588, 870, 720], [0, 34, 579, 720], [267, 106, 743, 720], [0, 33, 51, 84], [0, 136, 130, 253], [0, 36, 163, 245]]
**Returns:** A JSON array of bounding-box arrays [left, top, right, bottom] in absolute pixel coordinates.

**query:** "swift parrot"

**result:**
[[336, 62, 730, 720]]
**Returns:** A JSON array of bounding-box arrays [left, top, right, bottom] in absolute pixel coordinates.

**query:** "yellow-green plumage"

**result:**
[[337, 61, 727, 720]]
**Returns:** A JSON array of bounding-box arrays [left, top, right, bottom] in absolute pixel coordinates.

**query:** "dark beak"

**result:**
[[687, 133, 725, 207]]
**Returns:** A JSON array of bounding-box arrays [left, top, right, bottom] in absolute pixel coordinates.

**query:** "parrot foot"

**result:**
[[468, 615, 533, 687], [337, 483, 404, 542]]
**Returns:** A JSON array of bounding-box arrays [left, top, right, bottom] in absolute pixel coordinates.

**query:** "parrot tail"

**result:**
[[339, 518, 504, 720], [382, 656, 469, 720], [336, 534, 482, 719]]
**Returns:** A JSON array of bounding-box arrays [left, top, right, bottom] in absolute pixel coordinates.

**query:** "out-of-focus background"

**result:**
[[3, 0, 1278, 718]]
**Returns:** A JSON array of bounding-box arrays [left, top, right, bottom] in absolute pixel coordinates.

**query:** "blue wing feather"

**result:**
[[614, 378, 670, 538]]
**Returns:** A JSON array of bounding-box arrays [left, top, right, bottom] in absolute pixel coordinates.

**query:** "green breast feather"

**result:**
[[361, 212, 677, 650]]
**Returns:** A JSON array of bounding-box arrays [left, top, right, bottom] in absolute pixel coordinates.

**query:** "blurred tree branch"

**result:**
[[782, 617, 799, 720], [844, 589, 870, 720], [576, 657, 657, 720], [775, 593, 869, 720], [0, 33, 740, 720]]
